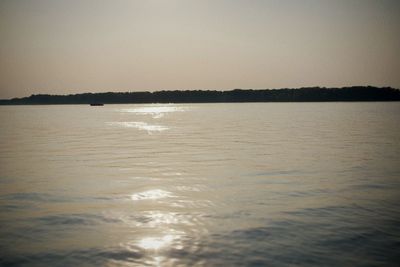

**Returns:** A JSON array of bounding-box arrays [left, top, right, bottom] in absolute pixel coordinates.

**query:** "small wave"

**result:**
[[0, 247, 145, 267], [35, 213, 122, 226], [0, 192, 66, 202]]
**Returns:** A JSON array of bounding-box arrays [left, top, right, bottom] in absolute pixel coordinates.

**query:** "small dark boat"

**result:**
[[90, 103, 104, 106]]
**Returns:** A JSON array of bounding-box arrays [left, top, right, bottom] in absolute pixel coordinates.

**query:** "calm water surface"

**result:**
[[0, 103, 400, 266]]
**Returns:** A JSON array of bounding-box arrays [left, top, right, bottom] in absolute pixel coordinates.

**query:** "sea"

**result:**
[[0, 102, 399, 266]]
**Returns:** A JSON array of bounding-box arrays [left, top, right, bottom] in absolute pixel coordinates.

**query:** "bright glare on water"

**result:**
[[0, 102, 400, 266]]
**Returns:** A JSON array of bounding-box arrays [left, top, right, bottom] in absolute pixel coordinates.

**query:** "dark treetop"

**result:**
[[1, 86, 399, 105]]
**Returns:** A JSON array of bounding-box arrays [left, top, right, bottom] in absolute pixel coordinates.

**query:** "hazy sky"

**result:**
[[0, 0, 399, 98]]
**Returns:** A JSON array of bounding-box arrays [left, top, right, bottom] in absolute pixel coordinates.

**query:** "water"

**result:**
[[0, 102, 399, 266]]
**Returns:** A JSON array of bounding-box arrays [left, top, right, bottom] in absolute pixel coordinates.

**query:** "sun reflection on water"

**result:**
[[126, 185, 189, 264], [137, 235, 175, 250], [120, 106, 185, 118], [131, 189, 173, 201], [146, 212, 181, 225], [108, 121, 168, 132]]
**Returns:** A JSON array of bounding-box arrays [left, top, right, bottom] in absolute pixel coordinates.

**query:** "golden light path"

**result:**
[[116, 105, 190, 265]]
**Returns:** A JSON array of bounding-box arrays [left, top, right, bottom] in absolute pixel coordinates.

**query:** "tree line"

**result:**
[[1, 86, 399, 105]]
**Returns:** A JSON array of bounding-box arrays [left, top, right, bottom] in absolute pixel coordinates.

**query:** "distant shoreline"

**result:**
[[1, 86, 399, 105]]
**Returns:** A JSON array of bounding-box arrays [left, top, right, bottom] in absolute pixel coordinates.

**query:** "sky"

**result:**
[[0, 0, 399, 99]]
